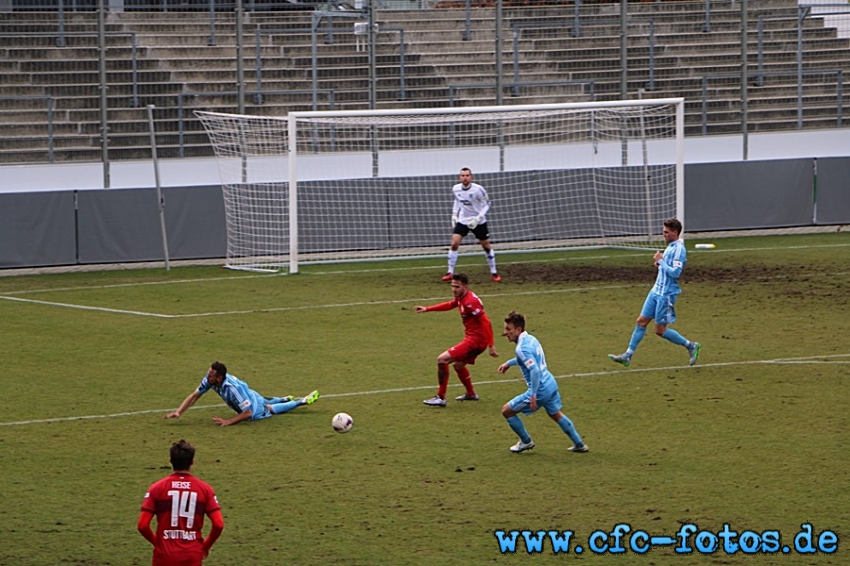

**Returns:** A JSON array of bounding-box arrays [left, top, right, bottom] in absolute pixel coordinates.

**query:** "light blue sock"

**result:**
[[661, 328, 689, 347], [627, 325, 647, 355], [506, 415, 531, 444], [268, 400, 300, 415], [557, 414, 584, 446]]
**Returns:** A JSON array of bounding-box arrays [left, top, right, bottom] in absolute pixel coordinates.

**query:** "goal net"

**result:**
[[198, 100, 684, 273]]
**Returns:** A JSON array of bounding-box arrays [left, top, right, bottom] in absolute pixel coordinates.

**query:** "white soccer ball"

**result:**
[[332, 412, 353, 433]]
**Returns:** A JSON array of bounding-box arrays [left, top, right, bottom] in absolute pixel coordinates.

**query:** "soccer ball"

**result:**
[[332, 412, 353, 433]]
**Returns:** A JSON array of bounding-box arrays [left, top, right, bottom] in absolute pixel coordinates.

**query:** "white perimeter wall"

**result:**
[[1, 128, 849, 193]]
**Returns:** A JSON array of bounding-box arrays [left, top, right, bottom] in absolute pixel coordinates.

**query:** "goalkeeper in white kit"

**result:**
[[442, 167, 501, 283]]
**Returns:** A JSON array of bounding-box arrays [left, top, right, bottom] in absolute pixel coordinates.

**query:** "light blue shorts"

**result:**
[[641, 292, 678, 325], [509, 388, 562, 416]]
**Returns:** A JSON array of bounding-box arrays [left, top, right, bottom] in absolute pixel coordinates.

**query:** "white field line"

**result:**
[[2, 353, 847, 428], [4, 241, 850, 297], [0, 285, 635, 318]]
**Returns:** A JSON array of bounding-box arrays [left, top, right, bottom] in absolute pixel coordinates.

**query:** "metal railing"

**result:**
[[176, 88, 336, 156], [0, 96, 55, 162], [701, 69, 845, 134]]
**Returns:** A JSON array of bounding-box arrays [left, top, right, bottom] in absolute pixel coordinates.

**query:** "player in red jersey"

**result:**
[[414, 273, 499, 406], [138, 439, 224, 566]]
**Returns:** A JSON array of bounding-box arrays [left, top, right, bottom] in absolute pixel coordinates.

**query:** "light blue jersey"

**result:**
[[197, 373, 271, 420], [651, 238, 687, 296], [508, 331, 559, 400]]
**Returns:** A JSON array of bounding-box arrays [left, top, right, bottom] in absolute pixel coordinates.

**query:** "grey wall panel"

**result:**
[[685, 159, 813, 231], [76, 188, 165, 264], [0, 191, 77, 268], [815, 157, 850, 225], [77, 186, 227, 264], [162, 185, 227, 259]]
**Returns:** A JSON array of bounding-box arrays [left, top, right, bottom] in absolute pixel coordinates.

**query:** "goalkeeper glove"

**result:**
[[452, 215, 458, 227], [468, 217, 479, 230]]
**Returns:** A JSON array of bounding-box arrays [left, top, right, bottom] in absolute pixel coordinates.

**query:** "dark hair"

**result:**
[[664, 217, 683, 235], [211, 361, 227, 378], [504, 310, 526, 330], [460, 167, 472, 174], [170, 439, 195, 471], [451, 273, 469, 285]]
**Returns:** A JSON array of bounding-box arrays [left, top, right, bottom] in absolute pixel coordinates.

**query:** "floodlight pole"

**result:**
[[147, 105, 171, 271]]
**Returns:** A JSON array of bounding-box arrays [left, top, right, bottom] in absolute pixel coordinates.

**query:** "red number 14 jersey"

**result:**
[[140, 472, 220, 566]]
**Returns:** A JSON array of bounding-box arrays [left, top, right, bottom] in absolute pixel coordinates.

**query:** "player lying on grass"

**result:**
[[165, 361, 319, 427], [498, 311, 588, 454]]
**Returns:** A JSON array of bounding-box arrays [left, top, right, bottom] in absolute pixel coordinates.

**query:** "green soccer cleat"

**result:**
[[608, 353, 631, 367], [688, 342, 702, 366], [301, 390, 320, 405]]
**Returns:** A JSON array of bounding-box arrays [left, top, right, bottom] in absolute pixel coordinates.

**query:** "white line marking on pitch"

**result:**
[[0, 285, 634, 318], [2, 353, 847, 427]]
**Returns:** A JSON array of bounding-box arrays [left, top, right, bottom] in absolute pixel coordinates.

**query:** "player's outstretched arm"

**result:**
[[164, 391, 202, 419], [213, 409, 253, 427]]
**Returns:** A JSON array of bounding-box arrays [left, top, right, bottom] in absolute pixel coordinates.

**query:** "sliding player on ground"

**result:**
[[415, 273, 498, 406], [608, 217, 701, 368], [443, 167, 501, 282], [165, 361, 319, 427]]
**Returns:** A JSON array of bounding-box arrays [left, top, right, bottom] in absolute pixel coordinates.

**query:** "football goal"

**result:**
[[197, 99, 684, 273]]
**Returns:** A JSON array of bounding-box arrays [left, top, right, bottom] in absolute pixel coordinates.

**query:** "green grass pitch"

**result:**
[[0, 232, 848, 565]]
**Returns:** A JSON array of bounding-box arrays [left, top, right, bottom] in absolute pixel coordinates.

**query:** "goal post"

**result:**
[[198, 99, 685, 274]]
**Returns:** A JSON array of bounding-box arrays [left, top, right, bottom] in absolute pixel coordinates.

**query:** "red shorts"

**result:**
[[447, 339, 487, 364]]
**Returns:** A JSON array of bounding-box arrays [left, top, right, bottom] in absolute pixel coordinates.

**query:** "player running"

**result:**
[[498, 311, 588, 454], [608, 218, 701, 368], [442, 167, 501, 282], [415, 273, 499, 406]]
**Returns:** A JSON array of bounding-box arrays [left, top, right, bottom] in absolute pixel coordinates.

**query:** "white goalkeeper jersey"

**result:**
[[452, 182, 491, 225]]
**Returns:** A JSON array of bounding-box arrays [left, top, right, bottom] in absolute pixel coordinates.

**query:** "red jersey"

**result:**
[[427, 290, 494, 348], [140, 472, 221, 566]]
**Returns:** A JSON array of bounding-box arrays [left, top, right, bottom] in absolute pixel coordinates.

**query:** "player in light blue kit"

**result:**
[[498, 311, 588, 454], [608, 218, 701, 368], [165, 361, 319, 427]]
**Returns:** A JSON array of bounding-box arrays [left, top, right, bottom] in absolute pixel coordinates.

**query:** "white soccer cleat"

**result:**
[[423, 396, 447, 407], [509, 439, 535, 453]]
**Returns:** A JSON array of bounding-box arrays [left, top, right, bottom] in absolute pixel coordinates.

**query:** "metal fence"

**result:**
[[1, 0, 848, 175]]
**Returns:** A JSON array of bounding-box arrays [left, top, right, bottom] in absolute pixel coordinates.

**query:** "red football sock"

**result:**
[[437, 363, 450, 399], [456, 366, 476, 396]]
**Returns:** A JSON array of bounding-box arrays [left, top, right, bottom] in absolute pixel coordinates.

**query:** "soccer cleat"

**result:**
[[688, 342, 702, 366], [280, 395, 294, 403], [423, 395, 447, 407], [608, 353, 631, 367], [509, 439, 535, 453], [301, 390, 320, 405], [441, 273, 453, 282], [491, 273, 502, 283], [568, 444, 589, 453], [455, 393, 479, 401]]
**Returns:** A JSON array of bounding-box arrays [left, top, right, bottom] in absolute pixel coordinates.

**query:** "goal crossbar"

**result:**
[[198, 99, 684, 274]]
